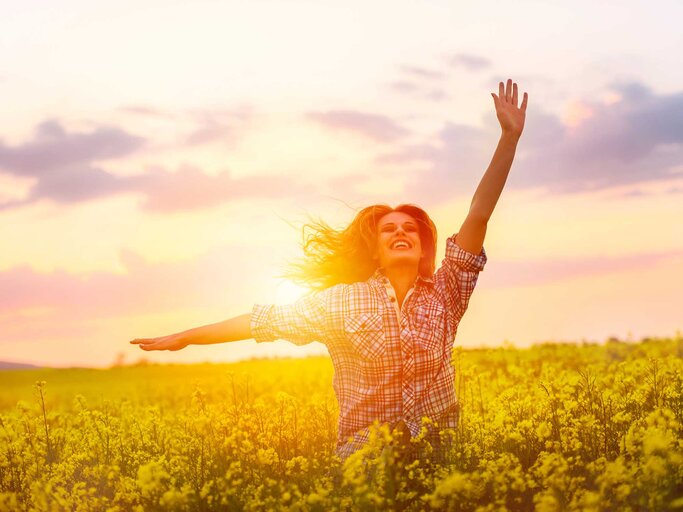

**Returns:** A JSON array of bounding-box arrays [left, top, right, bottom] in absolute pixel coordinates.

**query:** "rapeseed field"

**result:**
[[1, 337, 682, 511]]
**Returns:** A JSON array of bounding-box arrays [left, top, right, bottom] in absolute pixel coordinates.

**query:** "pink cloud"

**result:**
[[398, 65, 447, 81], [306, 110, 410, 142], [0, 244, 266, 320], [446, 53, 491, 71], [131, 165, 315, 213], [479, 250, 683, 288], [0, 118, 312, 212]]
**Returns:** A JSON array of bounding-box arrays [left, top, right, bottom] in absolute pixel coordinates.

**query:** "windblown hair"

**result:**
[[282, 204, 438, 291]]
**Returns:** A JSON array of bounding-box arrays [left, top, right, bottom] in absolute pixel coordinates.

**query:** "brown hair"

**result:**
[[281, 204, 437, 291]]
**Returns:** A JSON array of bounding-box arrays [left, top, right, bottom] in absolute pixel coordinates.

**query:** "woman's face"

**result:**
[[374, 211, 424, 270]]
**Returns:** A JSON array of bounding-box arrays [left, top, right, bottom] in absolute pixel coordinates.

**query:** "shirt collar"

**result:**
[[368, 267, 434, 288]]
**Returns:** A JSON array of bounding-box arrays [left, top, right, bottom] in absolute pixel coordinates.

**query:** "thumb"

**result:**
[[491, 92, 499, 106]]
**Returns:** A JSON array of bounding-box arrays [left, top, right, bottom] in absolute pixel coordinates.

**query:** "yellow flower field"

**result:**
[[1, 337, 682, 511]]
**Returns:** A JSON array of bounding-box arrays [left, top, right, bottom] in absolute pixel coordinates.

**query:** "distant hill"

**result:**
[[0, 361, 43, 370]]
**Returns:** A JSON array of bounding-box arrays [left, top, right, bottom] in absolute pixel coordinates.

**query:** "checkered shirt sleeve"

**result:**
[[250, 288, 332, 345], [434, 233, 487, 327]]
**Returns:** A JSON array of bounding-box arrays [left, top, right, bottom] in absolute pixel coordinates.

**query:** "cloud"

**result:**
[[0, 118, 311, 212], [389, 80, 420, 94], [374, 80, 683, 204], [185, 122, 237, 146], [0, 244, 270, 338], [306, 110, 410, 142], [480, 249, 683, 288], [387, 81, 421, 95], [387, 60, 454, 102], [117, 104, 255, 146], [517, 81, 683, 194], [375, 122, 493, 204], [424, 89, 449, 102], [118, 105, 173, 118], [30, 165, 133, 203], [387, 80, 451, 102], [398, 65, 447, 81], [446, 53, 492, 71], [131, 164, 315, 213], [0, 120, 144, 177], [184, 106, 255, 146], [0, 120, 144, 210]]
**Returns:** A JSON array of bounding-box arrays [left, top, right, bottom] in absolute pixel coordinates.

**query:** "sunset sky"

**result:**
[[2, 0, 682, 367]]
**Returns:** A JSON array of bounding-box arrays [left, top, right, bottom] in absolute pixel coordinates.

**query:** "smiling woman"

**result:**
[[130, 78, 528, 464]]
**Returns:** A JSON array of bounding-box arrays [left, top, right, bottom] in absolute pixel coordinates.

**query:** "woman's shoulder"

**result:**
[[313, 281, 376, 305], [322, 281, 372, 296]]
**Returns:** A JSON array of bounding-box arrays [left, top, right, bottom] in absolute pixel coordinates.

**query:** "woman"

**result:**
[[131, 79, 528, 463]]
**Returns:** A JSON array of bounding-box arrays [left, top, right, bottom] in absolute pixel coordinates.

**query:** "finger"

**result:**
[[499, 81, 504, 102], [512, 82, 518, 106], [521, 92, 528, 111], [134, 341, 158, 350], [491, 92, 499, 108], [506, 78, 512, 102], [131, 338, 155, 345]]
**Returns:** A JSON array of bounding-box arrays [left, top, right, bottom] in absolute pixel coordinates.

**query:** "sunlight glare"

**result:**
[[273, 278, 308, 305]]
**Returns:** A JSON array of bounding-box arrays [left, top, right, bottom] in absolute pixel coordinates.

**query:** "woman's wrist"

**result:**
[[500, 130, 521, 144]]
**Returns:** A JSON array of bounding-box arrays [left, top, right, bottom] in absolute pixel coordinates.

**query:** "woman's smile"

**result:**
[[390, 239, 411, 249]]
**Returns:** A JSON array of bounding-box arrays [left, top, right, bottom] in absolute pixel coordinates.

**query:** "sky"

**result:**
[[1, 0, 682, 368]]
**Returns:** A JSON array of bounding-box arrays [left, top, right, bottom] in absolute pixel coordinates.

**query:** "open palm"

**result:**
[[491, 79, 528, 137]]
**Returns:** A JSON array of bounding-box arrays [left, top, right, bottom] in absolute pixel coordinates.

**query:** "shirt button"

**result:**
[[390, 297, 396, 302]]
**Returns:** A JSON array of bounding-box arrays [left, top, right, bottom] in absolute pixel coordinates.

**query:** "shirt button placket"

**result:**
[[401, 324, 416, 420], [403, 385, 416, 417]]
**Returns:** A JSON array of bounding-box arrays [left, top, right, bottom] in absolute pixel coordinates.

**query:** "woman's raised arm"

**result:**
[[457, 78, 528, 255], [130, 313, 252, 351]]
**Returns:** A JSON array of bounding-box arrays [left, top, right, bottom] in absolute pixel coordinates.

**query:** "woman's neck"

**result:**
[[382, 266, 419, 308]]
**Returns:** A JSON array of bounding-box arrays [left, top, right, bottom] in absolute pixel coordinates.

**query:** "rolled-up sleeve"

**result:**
[[250, 288, 331, 346], [435, 233, 487, 326]]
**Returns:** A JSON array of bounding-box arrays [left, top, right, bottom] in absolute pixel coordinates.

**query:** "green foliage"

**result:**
[[0, 337, 682, 510]]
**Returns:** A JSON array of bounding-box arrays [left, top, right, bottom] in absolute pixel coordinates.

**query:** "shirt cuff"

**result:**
[[448, 234, 488, 272], [250, 304, 277, 343]]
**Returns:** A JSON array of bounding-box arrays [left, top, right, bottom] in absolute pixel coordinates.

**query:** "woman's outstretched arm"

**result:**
[[457, 78, 528, 255], [130, 313, 252, 351]]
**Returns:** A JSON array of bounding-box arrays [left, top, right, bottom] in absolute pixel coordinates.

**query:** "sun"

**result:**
[[273, 278, 308, 305]]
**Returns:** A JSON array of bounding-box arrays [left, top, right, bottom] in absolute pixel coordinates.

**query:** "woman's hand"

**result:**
[[491, 78, 528, 138], [130, 333, 189, 351]]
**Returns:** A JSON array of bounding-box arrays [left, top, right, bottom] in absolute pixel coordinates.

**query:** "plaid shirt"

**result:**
[[251, 233, 487, 460]]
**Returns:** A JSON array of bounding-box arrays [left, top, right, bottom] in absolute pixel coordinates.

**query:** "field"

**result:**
[[1, 337, 682, 511]]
